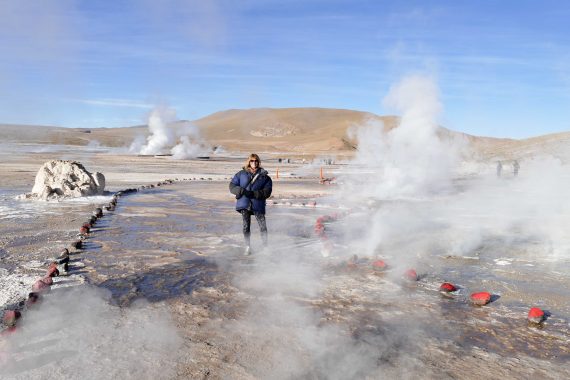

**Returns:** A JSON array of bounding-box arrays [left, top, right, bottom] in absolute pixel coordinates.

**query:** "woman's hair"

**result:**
[[244, 153, 261, 171]]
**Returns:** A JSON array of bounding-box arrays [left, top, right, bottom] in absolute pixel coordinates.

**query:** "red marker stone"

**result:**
[[47, 262, 59, 277], [470, 292, 492, 306], [0, 326, 18, 337], [371, 260, 387, 271], [32, 278, 51, 293], [314, 222, 325, 236], [46, 267, 59, 277], [528, 307, 545, 324], [2, 310, 21, 327], [26, 292, 41, 307], [403, 269, 418, 281], [440, 282, 457, 292]]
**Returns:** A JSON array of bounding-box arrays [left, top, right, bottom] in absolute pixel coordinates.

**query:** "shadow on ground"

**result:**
[[96, 258, 220, 306]]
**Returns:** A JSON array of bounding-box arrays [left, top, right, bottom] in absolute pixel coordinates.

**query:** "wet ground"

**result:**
[[1, 151, 570, 378]]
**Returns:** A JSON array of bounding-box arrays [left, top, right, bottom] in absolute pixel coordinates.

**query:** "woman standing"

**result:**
[[229, 153, 273, 255]]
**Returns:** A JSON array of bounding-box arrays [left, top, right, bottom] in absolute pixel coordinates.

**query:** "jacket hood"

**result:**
[[243, 167, 267, 175]]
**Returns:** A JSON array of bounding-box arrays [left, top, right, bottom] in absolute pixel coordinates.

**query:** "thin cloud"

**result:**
[[0, 0, 81, 64], [68, 98, 154, 109], [137, 0, 228, 48]]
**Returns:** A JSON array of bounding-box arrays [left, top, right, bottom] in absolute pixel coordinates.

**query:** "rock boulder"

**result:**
[[20, 160, 105, 200]]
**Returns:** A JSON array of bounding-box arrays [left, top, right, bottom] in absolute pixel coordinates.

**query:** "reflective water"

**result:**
[[73, 182, 570, 365]]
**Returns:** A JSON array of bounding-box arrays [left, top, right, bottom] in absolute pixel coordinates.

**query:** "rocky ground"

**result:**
[[1, 148, 569, 379]]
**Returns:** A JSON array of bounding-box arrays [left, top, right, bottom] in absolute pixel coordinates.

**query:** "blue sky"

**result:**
[[1, 0, 569, 138]]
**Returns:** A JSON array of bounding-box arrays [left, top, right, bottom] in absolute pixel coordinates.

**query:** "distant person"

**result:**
[[496, 161, 503, 177], [229, 153, 273, 255], [513, 160, 520, 177]]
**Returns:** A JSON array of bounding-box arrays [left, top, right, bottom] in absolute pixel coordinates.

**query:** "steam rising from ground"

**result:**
[[208, 76, 466, 377], [217, 233, 424, 379], [340, 75, 570, 262], [217, 75, 570, 376], [346, 74, 462, 200], [171, 125, 207, 159], [0, 286, 182, 378], [135, 106, 177, 155], [3, 75, 563, 378], [338, 74, 460, 262], [129, 105, 210, 158]]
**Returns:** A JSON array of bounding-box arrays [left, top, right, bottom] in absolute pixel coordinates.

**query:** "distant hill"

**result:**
[[1, 107, 569, 161], [0, 124, 146, 147], [193, 107, 570, 161], [193, 107, 399, 154]]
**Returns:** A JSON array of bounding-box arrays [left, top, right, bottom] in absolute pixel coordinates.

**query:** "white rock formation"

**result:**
[[19, 160, 105, 200]]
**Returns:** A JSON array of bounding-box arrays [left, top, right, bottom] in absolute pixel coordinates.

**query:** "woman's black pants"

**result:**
[[240, 210, 267, 246]]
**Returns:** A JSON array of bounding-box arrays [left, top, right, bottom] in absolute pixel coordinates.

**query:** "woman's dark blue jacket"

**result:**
[[229, 168, 272, 214]]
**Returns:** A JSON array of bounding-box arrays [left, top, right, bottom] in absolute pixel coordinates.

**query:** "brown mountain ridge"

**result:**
[[1, 107, 569, 161]]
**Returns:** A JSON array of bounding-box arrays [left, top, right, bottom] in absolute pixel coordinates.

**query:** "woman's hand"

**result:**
[[234, 186, 245, 199]]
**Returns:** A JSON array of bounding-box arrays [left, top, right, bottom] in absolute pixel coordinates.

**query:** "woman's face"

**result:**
[[249, 158, 259, 170]]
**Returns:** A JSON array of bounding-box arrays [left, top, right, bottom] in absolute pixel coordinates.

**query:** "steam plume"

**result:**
[[135, 106, 177, 155], [346, 74, 461, 201], [0, 286, 182, 378], [129, 105, 210, 158]]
